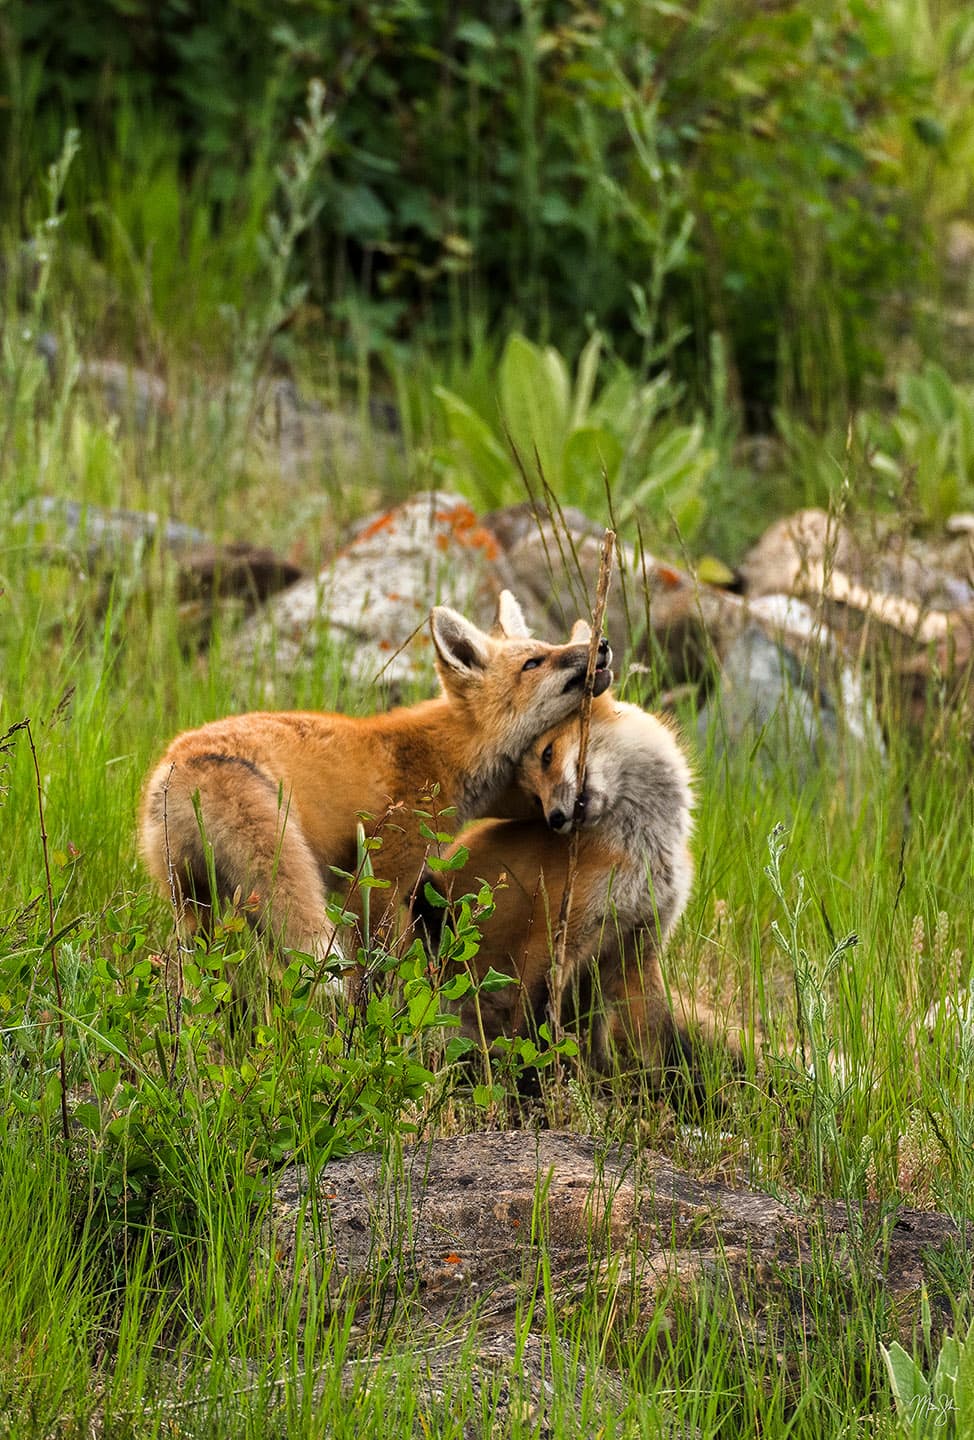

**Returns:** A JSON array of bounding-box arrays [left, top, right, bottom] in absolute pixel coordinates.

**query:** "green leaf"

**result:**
[[439, 973, 473, 1001], [498, 333, 569, 486], [472, 1082, 506, 1108], [422, 881, 448, 909], [881, 1341, 929, 1418], [445, 1035, 476, 1063], [571, 331, 603, 430], [932, 1334, 961, 1401], [426, 847, 468, 873], [73, 1102, 102, 1133], [456, 19, 497, 48], [436, 386, 515, 508], [953, 1326, 974, 1426], [563, 424, 624, 504], [696, 555, 735, 586], [478, 966, 515, 993]]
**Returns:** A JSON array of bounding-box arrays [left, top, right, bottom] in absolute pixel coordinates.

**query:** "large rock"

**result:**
[[698, 594, 886, 775], [488, 501, 734, 684], [13, 495, 208, 567], [233, 492, 546, 691], [260, 1130, 957, 1431]]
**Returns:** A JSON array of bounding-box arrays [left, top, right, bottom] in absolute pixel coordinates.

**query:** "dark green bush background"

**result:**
[[1, 0, 947, 415]]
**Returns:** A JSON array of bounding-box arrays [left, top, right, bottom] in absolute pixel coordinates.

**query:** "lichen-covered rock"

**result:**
[[233, 491, 542, 691]]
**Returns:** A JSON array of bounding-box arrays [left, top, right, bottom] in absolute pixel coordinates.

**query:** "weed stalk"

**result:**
[[548, 529, 615, 1059]]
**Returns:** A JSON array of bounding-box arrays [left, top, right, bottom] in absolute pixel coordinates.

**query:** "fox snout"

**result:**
[[561, 635, 611, 695], [546, 791, 579, 834], [545, 784, 606, 834]]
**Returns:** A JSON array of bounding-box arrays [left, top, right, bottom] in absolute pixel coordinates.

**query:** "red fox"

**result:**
[[421, 688, 711, 1088], [138, 592, 611, 970]]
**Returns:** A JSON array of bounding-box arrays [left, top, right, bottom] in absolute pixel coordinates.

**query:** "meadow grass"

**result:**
[[1, 353, 972, 1439], [1, 141, 971, 1433]]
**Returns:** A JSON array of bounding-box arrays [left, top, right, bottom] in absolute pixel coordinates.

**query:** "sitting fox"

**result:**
[[422, 688, 715, 1089], [138, 592, 611, 970]]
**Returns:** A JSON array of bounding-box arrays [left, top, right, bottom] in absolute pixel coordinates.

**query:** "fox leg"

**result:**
[[596, 940, 745, 1104], [140, 756, 341, 969]]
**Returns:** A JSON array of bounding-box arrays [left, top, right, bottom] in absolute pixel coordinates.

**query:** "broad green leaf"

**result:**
[[439, 973, 473, 1001], [435, 386, 515, 508], [498, 333, 569, 486], [445, 1035, 476, 1063], [571, 330, 603, 429], [881, 1341, 928, 1418], [472, 1082, 506, 1108], [621, 423, 714, 527], [696, 555, 735, 586], [422, 880, 448, 909], [478, 966, 516, 993], [563, 424, 624, 505], [953, 1326, 974, 1424], [932, 1334, 960, 1401]]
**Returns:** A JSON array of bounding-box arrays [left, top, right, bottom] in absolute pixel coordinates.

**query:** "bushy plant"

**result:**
[[435, 330, 714, 540], [862, 363, 974, 524], [0, 778, 519, 1223], [3, 0, 942, 414]]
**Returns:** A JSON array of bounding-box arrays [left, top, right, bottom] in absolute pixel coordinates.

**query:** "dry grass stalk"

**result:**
[[547, 528, 616, 1052]]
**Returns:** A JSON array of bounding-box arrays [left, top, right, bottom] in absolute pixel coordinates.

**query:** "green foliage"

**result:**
[[863, 363, 974, 525], [436, 331, 715, 541], [0, 797, 513, 1224], [2, 0, 947, 413], [883, 1317, 974, 1436]]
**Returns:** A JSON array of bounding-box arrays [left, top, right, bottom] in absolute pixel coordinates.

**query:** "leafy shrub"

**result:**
[[3, 1, 942, 413], [862, 363, 974, 524], [435, 331, 714, 540], [0, 796, 523, 1224]]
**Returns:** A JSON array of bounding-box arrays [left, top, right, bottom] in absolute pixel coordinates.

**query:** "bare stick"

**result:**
[[160, 762, 188, 1081], [19, 718, 71, 1144], [547, 530, 616, 1052]]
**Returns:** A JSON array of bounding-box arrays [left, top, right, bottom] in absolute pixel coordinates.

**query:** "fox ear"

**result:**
[[570, 619, 592, 643], [493, 590, 532, 639], [430, 606, 492, 676]]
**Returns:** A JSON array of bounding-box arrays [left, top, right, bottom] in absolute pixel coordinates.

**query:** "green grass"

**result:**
[[3, 111, 974, 1440], [2, 352, 973, 1436]]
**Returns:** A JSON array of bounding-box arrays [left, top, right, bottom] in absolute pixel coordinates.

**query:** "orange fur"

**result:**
[[138, 593, 611, 972], [425, 692, 727, 1090]]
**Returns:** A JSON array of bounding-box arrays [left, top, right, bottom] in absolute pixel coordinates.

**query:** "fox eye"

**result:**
[[541, 743, 553, 768], [521, 656, 544, 672]]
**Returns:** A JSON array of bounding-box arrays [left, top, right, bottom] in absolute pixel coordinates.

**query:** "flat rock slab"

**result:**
[[269, 1129, 957, 1351]]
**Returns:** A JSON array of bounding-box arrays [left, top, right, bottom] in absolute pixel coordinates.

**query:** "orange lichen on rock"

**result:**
[[355, 510, 398, 543], [436, 504, 501, 560]]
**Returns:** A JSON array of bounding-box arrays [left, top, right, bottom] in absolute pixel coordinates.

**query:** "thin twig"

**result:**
[[161, 763, 187, 1082], [19, 717, 71, 1144], [547, 530, 616, 1052]]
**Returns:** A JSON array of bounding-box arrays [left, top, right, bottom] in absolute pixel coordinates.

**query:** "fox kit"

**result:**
[[139, 592, 611, 971], [423, 690, 704, 1086]]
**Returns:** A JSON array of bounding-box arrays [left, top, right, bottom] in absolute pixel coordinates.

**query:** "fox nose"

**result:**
[[547, 807, 572, 834], [596, 636, 609, 666]]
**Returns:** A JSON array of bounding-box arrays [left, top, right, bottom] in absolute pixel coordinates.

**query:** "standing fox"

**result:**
[[138, 592, 611, 969], [422, 689, 707, 1086]]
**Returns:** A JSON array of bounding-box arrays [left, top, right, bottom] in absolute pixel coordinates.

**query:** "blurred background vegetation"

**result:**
[[4, 0, 974, 556]]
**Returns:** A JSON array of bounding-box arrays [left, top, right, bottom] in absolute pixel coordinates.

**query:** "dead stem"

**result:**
[[547, 529, 616, 1068], [20, 717, 71, 1144], [161, 762, 187, 1081]]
